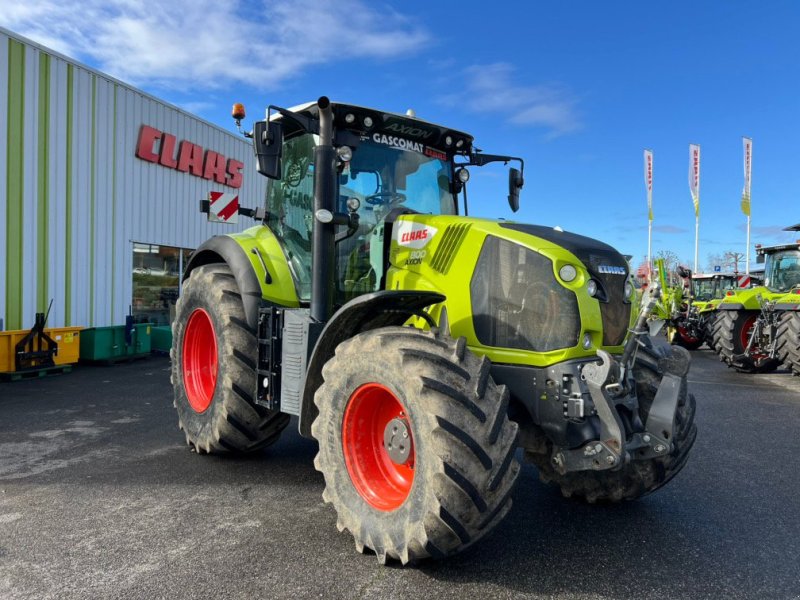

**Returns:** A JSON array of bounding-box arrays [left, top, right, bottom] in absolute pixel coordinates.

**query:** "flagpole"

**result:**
[[647, 219, 652, 278], [745, 215, 751, 274], [694, 216, 699, 273]]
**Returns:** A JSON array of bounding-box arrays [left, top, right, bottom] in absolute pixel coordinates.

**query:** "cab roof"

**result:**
[[270, 100, 474, 155]]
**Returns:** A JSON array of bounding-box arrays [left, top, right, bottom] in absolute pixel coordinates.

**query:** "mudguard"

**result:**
[[297, 290, 445, 438], [183, 235, 264, 331]]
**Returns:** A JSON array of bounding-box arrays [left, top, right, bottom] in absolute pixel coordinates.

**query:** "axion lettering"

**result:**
[[385, 122, 434, 139]]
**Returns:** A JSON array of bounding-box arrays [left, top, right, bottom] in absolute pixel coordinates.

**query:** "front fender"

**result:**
[[297, 290, 445, 438], [183, 235, 264, 331]]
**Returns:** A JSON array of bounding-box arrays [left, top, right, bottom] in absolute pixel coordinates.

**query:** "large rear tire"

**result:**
[[710, 309, 780, 373], [171, 264, 290, 454], [524, 343, 697, 503], [776, 311, 800, 376], [311, 327, 520, 564]]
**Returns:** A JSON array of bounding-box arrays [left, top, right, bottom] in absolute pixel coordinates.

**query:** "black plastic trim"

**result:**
[[718, 303, 745, 310], [297, 290, 445, 438], [183, 235, 263, 332], [774, 303, 800, 310]]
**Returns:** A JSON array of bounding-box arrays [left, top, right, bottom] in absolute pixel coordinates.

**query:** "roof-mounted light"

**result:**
[[231, 103, 245, 121], [363, 116, 374, 128], [344, 113, 355, 124]]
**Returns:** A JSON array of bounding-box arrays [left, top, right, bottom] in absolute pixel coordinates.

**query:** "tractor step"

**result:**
[[0, 364, 73, 382]]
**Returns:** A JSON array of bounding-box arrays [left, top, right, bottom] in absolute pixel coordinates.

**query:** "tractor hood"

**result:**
[[386, 215, 635, 367]]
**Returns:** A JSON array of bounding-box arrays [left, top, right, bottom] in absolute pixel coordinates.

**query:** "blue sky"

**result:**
[[4, 0, 800, 271]]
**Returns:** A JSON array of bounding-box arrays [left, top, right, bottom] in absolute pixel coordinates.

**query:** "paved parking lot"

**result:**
[[1, 348, 800, 600]]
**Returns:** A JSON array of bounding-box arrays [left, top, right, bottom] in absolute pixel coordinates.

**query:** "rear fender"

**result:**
[[297, 290, 445, 438]]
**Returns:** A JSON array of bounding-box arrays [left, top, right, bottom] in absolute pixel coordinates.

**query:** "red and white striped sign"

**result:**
[[738, 275, 751, 288], [208, 191, 239, 224]]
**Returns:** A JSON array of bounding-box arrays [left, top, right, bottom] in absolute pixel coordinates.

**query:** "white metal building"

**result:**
[[0, 27, 266, 331]]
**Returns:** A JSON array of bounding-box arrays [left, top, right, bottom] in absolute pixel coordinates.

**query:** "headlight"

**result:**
[[587, 279, 599, 297], [624, 281, 633, 299], [559, 264, 577, 282], [582, 333, 593, 350], [336, 146, 353, 162], [346, 197, 361, 212], [456, 168, 470, 183]]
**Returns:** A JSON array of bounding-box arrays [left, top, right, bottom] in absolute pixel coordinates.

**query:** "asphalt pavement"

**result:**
[[1, 347, 799, 600]]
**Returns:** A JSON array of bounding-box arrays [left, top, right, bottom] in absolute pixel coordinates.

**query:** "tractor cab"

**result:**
[[259, 101, 523, 307], [758, 243, 800, 293]]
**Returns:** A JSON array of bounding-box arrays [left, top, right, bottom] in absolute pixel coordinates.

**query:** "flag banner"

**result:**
[[741, 137, 752, 217], [644, 149, 653, 221], [689, 144, 700, 217]]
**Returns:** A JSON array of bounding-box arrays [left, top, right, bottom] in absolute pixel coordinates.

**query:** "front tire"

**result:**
[[710, 309, 780, 373], [171, 264, 289, 454], [525, 343, 697, 503], [311, 327, 520, 564], [776, 311, 800, 376]]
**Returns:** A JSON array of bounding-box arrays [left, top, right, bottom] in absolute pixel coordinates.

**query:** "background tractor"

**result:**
[[171, 97, 697, 564], [692, 271, 762, 352], [709, 230, 800, 373], [771, 225, 800, 375]]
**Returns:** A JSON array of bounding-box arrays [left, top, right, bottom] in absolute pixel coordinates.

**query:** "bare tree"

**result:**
[[655, 249, 680, 273], [724, 251, 746, 273]]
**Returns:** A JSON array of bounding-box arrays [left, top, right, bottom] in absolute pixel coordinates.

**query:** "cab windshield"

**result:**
[[692, 278, 715, 301], [265, 134, 455, 301], [765, 250, 800, 292]]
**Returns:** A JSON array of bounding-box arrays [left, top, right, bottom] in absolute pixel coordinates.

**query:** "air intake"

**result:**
[[430, 224, 471, 274]]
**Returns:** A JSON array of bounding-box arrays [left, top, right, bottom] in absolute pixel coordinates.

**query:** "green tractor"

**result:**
[[709, 233, 800, 373], [171, 97, 697, 563], [693, 272, 761, 352], [771, 227, 800, 375]]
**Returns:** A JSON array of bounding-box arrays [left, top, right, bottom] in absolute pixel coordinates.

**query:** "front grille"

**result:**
[[582, 253, 630, 346], [498, 224, 631, 347], [470, 236, 580, 352]]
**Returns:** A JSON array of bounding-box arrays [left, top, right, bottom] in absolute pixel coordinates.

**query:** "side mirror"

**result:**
[[756, 253, 765, 264], [253, 120, 283, 179], [508, 167, 523, 213]]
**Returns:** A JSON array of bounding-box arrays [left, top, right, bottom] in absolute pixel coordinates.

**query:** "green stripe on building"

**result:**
[[111, 85, 117, 323], [89, 74, 96, 326], [37, 51, 50, 313], [6, 39, 25, 330], [64, 64, 73, 326]]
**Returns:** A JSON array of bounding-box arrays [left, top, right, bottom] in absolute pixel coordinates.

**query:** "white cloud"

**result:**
[[445, 63, 581, 138], [0, 0, 429, 91]]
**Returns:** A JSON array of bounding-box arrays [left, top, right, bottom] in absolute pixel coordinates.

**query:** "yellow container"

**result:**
[[0, 327, 83, 372]]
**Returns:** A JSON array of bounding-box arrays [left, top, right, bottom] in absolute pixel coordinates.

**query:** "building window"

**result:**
[[132, 243, 193, 325]]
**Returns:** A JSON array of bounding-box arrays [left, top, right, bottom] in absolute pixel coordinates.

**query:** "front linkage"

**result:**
[[732, 295, 781, 370], [551, 280, 689, 475]]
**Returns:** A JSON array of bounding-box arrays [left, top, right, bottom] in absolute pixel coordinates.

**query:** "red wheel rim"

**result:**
[[182, 308, 218, 413], [677, 326, 700, 344], [342, 383, 415, 511], [740, 314, 768, 360]]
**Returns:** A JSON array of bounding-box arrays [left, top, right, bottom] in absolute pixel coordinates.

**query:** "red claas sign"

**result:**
[[135, 125, 244, 189]]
